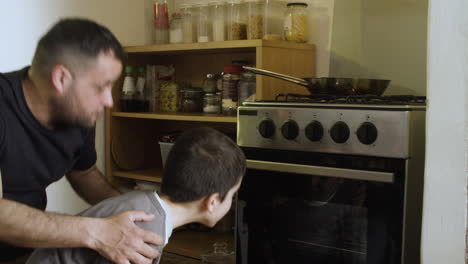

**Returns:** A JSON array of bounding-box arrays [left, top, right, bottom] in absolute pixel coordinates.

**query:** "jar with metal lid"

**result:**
[[284, 2, 309, 43], [222, 65, 243, 116], [263, 0, 284, 40], [203, 93, 221, 113], [180, 88, 203, 113], [227, 0, 247, 40], [246, 0, 264, 39], [203, 73, 220, 93]]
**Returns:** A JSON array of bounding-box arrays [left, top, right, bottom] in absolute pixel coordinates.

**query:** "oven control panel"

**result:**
[[237, 106, 423, 159]]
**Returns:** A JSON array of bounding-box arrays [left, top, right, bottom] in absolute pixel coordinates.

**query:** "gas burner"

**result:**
[[274, 93, 426, 105]]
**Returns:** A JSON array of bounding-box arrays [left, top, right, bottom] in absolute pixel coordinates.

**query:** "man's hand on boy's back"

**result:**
[[89, 211, 163, 264]]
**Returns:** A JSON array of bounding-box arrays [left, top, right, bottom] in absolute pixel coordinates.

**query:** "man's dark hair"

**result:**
[[31, 18, 125, 77], [161, 127, 246, 203]]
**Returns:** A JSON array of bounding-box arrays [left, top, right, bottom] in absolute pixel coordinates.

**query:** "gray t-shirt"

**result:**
[[26, 190, 167, 264]]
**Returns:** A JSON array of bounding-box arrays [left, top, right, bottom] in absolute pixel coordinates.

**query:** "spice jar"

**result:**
[[211, 1, 226, 42], [222, 65, 243, 116], [159, 81, 179, 112], [227, 0, 247, 40], [238, 70, 256, 104], [180, 88, 203, 113], [154, 0, 169, 44], [263, 0, 284, 40], [202, 73, 220, 93], [197, 3, 212, 42], [246, 0, 264, 39], [203, 93, 221, 113], [169, 13, 183, 44], [284, 2, 309, 43]]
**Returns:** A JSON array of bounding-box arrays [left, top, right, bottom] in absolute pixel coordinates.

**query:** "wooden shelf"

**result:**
[[125, 39, 314, 54], [112, 112, 237, 123], [164, 231, 234, 260], [113, 168, 163, 183]]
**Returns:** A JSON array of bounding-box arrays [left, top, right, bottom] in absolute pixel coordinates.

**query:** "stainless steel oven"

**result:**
[[235, 96, 426, 264]]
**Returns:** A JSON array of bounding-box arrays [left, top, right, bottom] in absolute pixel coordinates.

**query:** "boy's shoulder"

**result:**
[[78, 190, 159, 218]]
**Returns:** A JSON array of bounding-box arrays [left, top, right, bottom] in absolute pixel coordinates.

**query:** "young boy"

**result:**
[[26, 127, 246, 264]]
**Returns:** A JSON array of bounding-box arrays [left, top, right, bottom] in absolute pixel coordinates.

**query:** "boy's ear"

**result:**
[[204, 193, 221, 213]]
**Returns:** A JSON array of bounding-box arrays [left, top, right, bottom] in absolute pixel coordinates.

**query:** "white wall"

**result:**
[[330, 0, 428, 96], [0, 0, 148, 214], [422, 0, 468, 262]]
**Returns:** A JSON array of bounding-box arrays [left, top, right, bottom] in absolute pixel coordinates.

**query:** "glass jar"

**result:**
[[246, 0, 264, 39], [263, 0, 284, 40], [203, 93, 221, 113], [159, 81, 179, 112], [238, 70, 256, 104], [169, 13, 183, 44], [227, 0, 247, 40], [211, 1, 226, 42], [202, 73, 220, 93], [180, 4, 195, 43], [222, 65, 243, 116], [284, 2, 309, 43], [180, 88, 203, 113], [197, 3, 212, 42], [201, 242, 235, 264], [154, 0, 169, 44]]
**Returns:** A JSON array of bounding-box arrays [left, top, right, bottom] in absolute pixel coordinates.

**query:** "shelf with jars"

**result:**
[[105, 38, 314, 262]]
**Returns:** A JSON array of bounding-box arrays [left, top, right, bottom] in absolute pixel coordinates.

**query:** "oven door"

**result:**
[[236, 149, 406, 264]]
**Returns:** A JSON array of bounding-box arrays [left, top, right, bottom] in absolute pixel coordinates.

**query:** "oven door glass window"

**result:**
[[237, 152, 405, 264]]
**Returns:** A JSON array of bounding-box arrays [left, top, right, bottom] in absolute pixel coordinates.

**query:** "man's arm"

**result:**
[[66, 165, 119, 205], [0, 198, 162, 264]]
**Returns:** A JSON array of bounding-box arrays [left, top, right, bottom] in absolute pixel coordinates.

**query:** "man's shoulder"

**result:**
[[0, 67, 29, 100]]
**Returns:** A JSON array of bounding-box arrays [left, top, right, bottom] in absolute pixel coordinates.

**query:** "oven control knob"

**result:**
[[281, 120, 299, 140], [330, 121, 350, 144], [357, 122, 378, 145], [258, 119, 276, 138], [305, 121, 324, 142]]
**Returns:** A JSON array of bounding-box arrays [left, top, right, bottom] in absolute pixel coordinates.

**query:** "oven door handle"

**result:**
[[246, 160, 395, 183]]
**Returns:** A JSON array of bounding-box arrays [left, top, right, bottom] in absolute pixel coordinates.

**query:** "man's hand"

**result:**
[[89, 211, 164, 264]]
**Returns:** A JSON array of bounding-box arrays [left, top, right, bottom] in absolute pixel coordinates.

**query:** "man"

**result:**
[[26, 127, 246, 264], [0, 18, 162, 264]]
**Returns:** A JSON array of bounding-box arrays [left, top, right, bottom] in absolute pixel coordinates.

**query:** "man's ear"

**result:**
[[50, 64, 73, 94], [204, 193, 221, 213]]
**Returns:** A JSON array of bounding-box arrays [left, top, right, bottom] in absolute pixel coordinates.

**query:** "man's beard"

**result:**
[[49, 91, 95, 129]]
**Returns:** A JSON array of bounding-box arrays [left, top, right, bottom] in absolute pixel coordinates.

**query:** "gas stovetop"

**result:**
[[243, 94, 426, 110]]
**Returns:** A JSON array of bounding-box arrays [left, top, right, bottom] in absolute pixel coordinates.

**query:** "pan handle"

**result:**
[[242, 66, 311, 87]]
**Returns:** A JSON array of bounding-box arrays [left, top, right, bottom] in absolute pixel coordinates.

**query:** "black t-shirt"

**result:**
[[0, 67, 97, 260]]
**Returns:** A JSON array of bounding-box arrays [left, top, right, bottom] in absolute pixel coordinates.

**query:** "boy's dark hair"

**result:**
[[31, 18, 125, 77], [161, 127, 246, 203]]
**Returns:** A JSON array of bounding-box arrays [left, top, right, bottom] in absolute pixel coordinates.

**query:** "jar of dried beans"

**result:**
[[246, 0, 264, 39], [227, 0, 247, 40]]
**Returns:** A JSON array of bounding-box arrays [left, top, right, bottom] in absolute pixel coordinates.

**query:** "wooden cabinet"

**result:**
[[105, 40, 315, 261]]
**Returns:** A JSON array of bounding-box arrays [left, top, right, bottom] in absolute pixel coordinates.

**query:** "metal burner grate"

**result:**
[[274, 94, 426, 105]]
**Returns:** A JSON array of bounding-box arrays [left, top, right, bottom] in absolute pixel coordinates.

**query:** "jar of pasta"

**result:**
[[284, 2, 309, 43], [159, 81, 179, 112]]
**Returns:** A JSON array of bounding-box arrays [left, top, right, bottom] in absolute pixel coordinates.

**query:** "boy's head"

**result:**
[[161, 127, 246, 227]]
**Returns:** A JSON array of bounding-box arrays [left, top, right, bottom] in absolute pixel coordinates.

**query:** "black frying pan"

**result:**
[[243, 66, 390, 96]]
